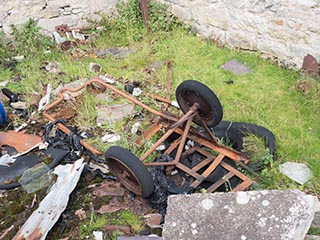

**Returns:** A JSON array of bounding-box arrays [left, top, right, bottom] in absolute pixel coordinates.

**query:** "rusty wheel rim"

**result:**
[[107, 157, 143, 195], [177, 90, 213, 125]]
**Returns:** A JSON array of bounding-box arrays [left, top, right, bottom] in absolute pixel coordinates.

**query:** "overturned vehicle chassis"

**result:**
[[42, 77, 256, 197]]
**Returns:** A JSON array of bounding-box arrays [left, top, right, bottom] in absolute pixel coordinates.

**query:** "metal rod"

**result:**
[[173, 117, 193, 164]]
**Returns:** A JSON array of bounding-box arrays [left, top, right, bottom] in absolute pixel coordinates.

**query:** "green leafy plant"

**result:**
[[10, 18, 54, 56]]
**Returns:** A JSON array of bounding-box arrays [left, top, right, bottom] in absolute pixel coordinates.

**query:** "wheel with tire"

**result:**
[[105, 146, 154, 198], [176, 80, 223, 128]]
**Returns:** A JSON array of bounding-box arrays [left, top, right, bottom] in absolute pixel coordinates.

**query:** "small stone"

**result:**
[[132, 87, 142, 96], [144, 213, 163, 228], [75, 208, 87, 220], [89, 62, 102, 73], [221, 59, 252, 75], [279, 162, 312, 184], [93, 231, 103, 240]]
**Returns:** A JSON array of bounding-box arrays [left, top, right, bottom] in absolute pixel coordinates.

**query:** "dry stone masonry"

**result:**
[[0, 0, 118, 35], [0, 0, 319, 68], [161, 0, 320, 68]]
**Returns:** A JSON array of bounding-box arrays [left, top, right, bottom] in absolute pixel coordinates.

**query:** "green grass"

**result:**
[[78, 210, 144, 239], [0, 0, 319, 196]]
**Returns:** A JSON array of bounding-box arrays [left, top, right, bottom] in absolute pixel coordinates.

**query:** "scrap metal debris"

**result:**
[[104, 225, 132, 235], [0, 146, 69, 190], [92, 180, 125, 197], [144, 213, 163, 229], [0, 131, 42, 153], [89, 62, 102, 73], [52, 78, 88, 100], [10, 101, 28, 110], [97, 203, 124, 214], [12, 159, 85, 240], [98, 74, 116, 84], [0, 155, 42, 185], [60, 40, 78, 51], [101, 133, 121, 143], [301, 54, 319, 78], [38, 83, 52, 111]]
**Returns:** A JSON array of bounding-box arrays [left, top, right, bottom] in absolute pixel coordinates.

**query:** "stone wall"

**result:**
[[0, 0, 118, 35], [1, 0, 319, 68], [163, 0, 320, 68]]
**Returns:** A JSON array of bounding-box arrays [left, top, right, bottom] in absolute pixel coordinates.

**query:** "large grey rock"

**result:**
[[163, 189, 319, 240]]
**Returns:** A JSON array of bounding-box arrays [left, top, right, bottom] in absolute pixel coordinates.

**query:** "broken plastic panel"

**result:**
[[13, 159, 85, 240], [18, 162, 52, 193]]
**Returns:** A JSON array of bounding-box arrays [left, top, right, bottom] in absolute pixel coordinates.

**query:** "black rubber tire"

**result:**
[[105, 146, 154, 198], [176, 80, 223, 128], [212, 121, 276, 156]]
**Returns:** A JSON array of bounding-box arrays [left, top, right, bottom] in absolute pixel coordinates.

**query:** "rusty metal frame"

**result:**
[[43, 77, 253, 192]]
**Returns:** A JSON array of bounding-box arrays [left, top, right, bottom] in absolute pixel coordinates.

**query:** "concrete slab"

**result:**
[[163, 189, 319, 240]]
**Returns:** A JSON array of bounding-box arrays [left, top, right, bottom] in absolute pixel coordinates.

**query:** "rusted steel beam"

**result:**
[[43, 77, 180, 156], [175, 162, 205, 181], [191, 153, 225, 188], [43, 111, 101, 155], [44, 78, 178, 122], [231, 179, 254, 192], [173, 127, 248, 162], [136, 121, 162, 147], [206, 172, 234, 193], [140, 0, 150, 27], [165, 60, 173, 102], [140, 127, 176, 162], [173, 118, 193, 164]]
